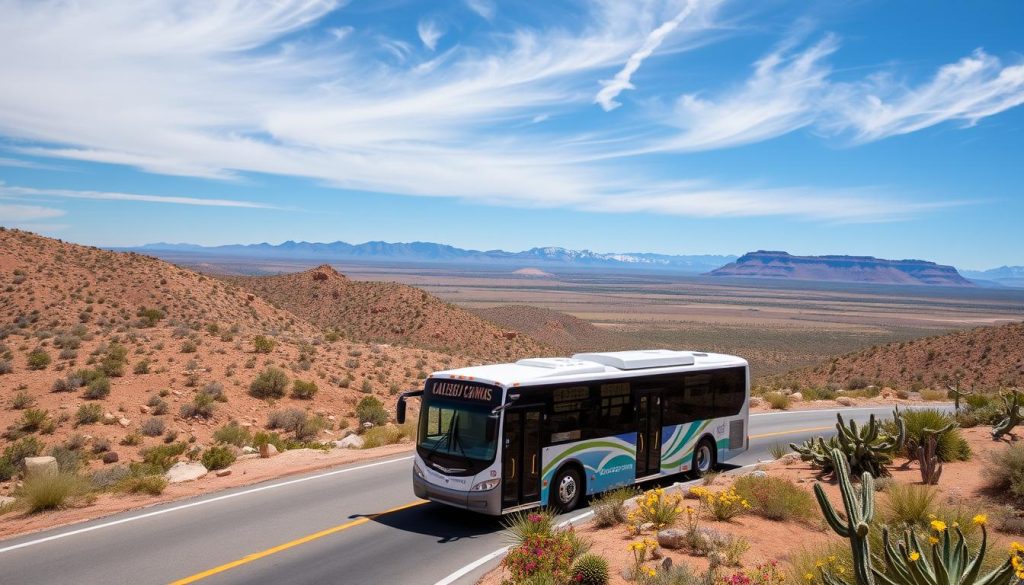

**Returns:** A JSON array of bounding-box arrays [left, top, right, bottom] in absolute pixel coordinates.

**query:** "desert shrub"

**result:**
[[11, 390, 34, 410], [993, 506, 1024, 536], [764, 392, 792, 410], [882, 483, 938, 527], [49, 445, 83, 473], [180, 340, 197, 353], [503, 509, 555, 544], [64, 433, 87, 451], [360, 379, 373, 394], [984, 442, 1024, 505], [719, 533, 750, 567], [200, 381, 225, 401], [140, 417, 165, 437], [120, 432, 142, 446], [0, 459, 15, 482], [249, 367, 289, 399], [141, 442, 187, 471], [133, 360, 151, 375], [51, 377, 76, 393], [572, 553, 609, 585], [733, 474, 815, 521], [3, 436, 43, 468], [267, 408, 308, 433], [147, 395, 168, 415], [18, 473, 90, 513], [802, 387, 837, 401], [291, 379, 318, 400], [137, 307, 165, 327], [83, 376, 111, 399], [0, 359, 12, 374], [636, 487, 683, 529], [688, 486, 750, 521], [253, 335, 275, 354], [890, 408, 970, 461], [75, 403, 103, 425], [201, 446, 236, 471], [117, 470, 167, 495], [213, 421, 252, 447], [99, 343, 128, 377], [91, 437, 111, 453], [591, 487, 637, 528], [920, 388, 947, 401], [647, 564, 701, 585], [90, 464, 132, 490], [253, 431, 286, 452], [360, 423, 414, 448], [27, 348, 51, 370], [356, 396, 389, 426], [180, 392, 216, 419]]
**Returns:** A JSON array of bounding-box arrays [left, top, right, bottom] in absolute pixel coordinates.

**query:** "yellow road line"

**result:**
[[168, 500, 428, 585], [749, 425, 833, 440]]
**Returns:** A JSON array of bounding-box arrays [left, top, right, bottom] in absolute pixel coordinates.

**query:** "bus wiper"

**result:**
[[426, 411, 459, 462], [450, 417, 471, 462]]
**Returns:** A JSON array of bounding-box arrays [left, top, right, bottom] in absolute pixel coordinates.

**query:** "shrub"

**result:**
[[0, 359, 12, 374], [253, 431, 286, 452], [147, 395, 168, 415], [92, 437, 111, 454], [141, 442, 187, 471], [635, 487, 683, 529], [120, 432, 142, 446], [180, 340, 197, 353], [201, 446, 236, 471], [267, 408, 308, 433], [984, 442, 1024, 504], [252, 335, 275, 354], [802, 387, 837, 401], [572, 553, 610, 585], [3, 436, 43, 467], [51, 377, 76, 393], [503, 509, 555, 544], [133, 360, 151, 375], [99, 343, 128, 377], [882, 483, 938, 527], [891, 408, 970, 461], [11, 390, 34, 409], [291, 379, 318, 399], [919, 388, 946, 401], [591, 487, 637, 528], [137, 307, 165, 327], [50, 445, 82, 473], [140, 417, 165, 437], [361, 424, 414, 448], [117, 472, 167, 495], [90, 464, 132, 491], [356, 396, 389, 426], [19, 408, 50, 432], [764, 392, 792, 410], [18, 473, 90, 513], [27, 349, 51, 370], [689, 486, 750, 521], [993, 506, 1024, 536], [83, 376, 111, 399], [213, 422, 252, 447], [249, 367, 289, 399], [180, 392, 215, 419], [733, 474, 815, 521], [75, 403, 103, 425]]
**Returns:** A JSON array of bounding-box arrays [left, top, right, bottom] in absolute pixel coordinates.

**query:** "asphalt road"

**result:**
[[0, 406, 936, 585]]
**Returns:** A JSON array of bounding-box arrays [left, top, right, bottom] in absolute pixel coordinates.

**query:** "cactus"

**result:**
[[948, 384, 973, 414], [874, 523, 1015, 585], [992, 389, 1023, 440], [572, 553, 610, 585], [916, 426, 951, 485], [814, 448, 875, 585], [792, 411, 905, 477]]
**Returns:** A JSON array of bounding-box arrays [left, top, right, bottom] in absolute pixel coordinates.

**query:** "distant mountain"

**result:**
[[131, 240, 736, 273], [708, 250, 974, 287], [961, 266, 1024, 288]]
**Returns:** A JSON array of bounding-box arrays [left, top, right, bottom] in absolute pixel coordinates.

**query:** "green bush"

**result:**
[[19, 473, 90, 513], [19, 408, 50, 433], [140, 417, 165, 437], [361, 424, 415, 448], [12, 390, 34, 409], [291, 379, 318, 399], [252, 335, 275, 354], [117, 471, 167, 495], [572, 553, 609, 585], [75, 403, 103, 426], [2, 436, 43, 477], [591, 486, 637, 528], [141, 442, 187, 471], [919, 388, 947, 401], [889, 408, 970, 461], [99, 343, 128, 377], [882, 483, 937, 527], [213, 422, 252, 447], [27, 349, 51, 370], [984, 442, 1024, 505], [356, 396, 389, 426], [249, 367, 289, 399], [802, 387, 837, 401], [733, 474, 815, 521], [180, 392, 216, 419], [201, 446, 236, 471], [83, 376, 111, 399], [764, 392, 792, 410], [49, 445, 83, 473], [133, 360, 151, 375], [137, 307, 165, 327]]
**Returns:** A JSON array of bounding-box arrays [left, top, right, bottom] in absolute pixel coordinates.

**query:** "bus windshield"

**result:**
[[418, 400, 498, 463]]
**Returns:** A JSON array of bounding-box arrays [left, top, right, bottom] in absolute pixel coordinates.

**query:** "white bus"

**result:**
[[397, 350, 749, 515]]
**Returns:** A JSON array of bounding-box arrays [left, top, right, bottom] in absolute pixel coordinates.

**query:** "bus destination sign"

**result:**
[[428, 380, 497, 404]]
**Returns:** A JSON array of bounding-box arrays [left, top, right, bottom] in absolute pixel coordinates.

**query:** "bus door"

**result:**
[[502, 407, 543, 508], [635, 390, 663, 479]]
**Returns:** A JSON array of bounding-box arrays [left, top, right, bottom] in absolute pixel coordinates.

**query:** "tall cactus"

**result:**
[[947, 384, 973, 414], [875, 523, 1015, 585], [792, 411, 905, 477], [916, 426, 951, 485], [992, 389, 1023, 440], [814, 448, 875, 585]]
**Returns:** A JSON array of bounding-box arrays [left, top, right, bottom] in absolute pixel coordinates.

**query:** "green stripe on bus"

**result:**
[[541, 440, 635, 478]]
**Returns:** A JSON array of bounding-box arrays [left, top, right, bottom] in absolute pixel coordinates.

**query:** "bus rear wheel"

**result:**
[[550, 467, 583, 511], [692, 438, 716, 477]]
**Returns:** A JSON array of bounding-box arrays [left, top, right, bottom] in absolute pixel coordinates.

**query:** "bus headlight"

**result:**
[[414, 460, 426, 479], [471, 478, 500, 491]]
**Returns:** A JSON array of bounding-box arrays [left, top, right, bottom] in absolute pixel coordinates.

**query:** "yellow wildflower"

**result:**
[[930, 520, 947, 533], [929, 536, 939, 545], [973, 514, 988, 526], [804, 573, 815, 582], [909, 552, 921, 562]]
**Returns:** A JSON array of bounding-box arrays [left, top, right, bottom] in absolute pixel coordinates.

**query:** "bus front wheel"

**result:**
[[692, 438, 716, 477], [550, 466, 583, 511]]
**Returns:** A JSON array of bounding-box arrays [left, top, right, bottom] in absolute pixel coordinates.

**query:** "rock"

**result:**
[[165, 462, 208, 483], [139, 405, 151, 414], [23, 456, 58, 478], [237, 453, 260, 461], [242, 446, 258, 455], [790, 392, 803, 401], [118, 417, 131, 427], [836, 396, 854, 406], [335, 434, 365, 449], [657, 528, 687, 550], [215, 469, 232, 477], [749, 470, 768, 478], [103, 413, 117, 424], [327, 415, 336, 422], [782, 452, 801, 462], [259, 443, 279, 458], [0, 495, 16, 507], [639, 522, 656, 532], [102, 452, 119, 464], [362, 422, 374, 430], [662, 558, 673, 571], [749, 396, 764, 408]]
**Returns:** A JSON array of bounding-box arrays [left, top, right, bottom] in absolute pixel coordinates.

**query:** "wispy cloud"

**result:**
[[595, 0, 700, 111], [0, 185, 277, 209], [0, 203, 65, 221], [417, 18, 444, 51], [464, 0, 496, 21]]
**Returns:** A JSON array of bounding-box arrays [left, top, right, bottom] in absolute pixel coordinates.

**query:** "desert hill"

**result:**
[[223, 265, 550, 361], [0, 229, 462, 471], [709, 250, 973, 287], [471, 305, 632, 353], [773, 320, 1024, 391]]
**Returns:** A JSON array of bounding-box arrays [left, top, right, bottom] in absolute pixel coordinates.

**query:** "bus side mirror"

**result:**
[[396, 390, 423, 425]]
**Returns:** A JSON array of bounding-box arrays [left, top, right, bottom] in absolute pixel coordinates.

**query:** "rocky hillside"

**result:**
[[0, 229, 462, 472], [472, 305, 631, 353], [772, 320, 1024, 391], [224, 266, 550, 361], [709, 250, 973, 287]]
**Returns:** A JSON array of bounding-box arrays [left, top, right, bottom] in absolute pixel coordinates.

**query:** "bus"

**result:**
[[396, 349, 749, 515]]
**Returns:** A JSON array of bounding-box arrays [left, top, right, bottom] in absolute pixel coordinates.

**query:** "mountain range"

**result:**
[[960, 266, 1024, 288]]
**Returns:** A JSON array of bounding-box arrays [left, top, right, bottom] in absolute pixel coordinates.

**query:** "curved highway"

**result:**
[[0, 406, 935, 585]]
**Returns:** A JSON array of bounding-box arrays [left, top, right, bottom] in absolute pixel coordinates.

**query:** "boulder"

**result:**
[[215, 469, 232, 477], [102, 452, 119, 464], [259, 443, 279, 458], [102, 412, 118, 424], [23, 456, 58, 478], [657, 528, 687, 550], [335, 434, 365, 449], [836, 396, 854, 406], [241, 446, 258, 455], [749, 470, 768, 478], [165, 462, 208, 483], [790, 392, 803, 401], [362, 422, 374, 430], [118, 417, 131, 427], [139, 405, 150, 414]]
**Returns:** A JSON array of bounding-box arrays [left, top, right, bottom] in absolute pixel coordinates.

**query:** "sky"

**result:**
[[0, 1, 1021, 270]]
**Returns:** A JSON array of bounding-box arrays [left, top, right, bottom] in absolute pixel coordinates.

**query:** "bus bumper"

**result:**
[[413, 475, 501, 515]]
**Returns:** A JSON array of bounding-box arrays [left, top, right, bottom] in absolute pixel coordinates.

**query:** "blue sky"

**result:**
[[0, 0, 1021, 270]]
